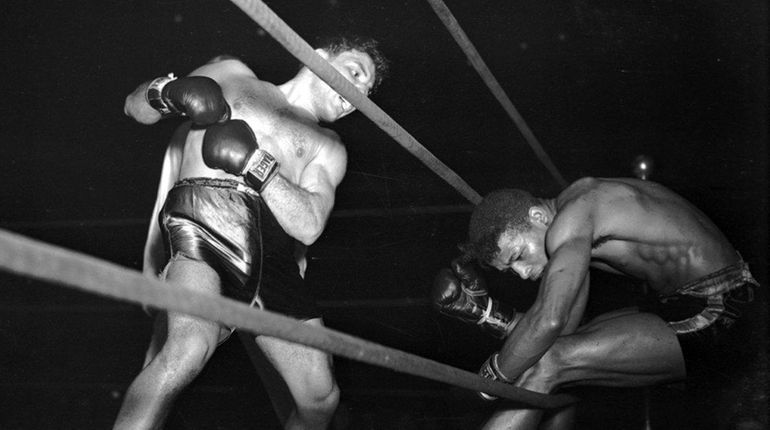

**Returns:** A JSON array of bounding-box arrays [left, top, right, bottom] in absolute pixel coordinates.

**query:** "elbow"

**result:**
[[297, 232, 321, 247], [295, 217, 326, 246], [296, 200, 333, 245], [535, 315, 568, 336]]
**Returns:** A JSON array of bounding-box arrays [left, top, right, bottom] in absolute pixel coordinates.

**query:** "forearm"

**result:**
[[125, 81, 163, 125], [260, 174, 332, 245], [497, 246, 591, 378], [560, 275, 590, 335], [504, 312, 525, 335]]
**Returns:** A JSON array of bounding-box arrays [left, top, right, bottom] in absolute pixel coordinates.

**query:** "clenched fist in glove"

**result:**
[[431, 258, 518, 338], [146, 75, 230, 125], [202, 119, 279, 192], [478, 352, 513, 401]]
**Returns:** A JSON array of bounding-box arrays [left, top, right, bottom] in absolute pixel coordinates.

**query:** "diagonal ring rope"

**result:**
[[0, 228, 576, 408], [425, 0, 569, 189], [228, 0, 482, 204]]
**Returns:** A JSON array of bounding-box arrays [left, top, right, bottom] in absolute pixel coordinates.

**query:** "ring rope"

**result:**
[[425, 0, 569, 189], [228, 0, 482, 205], [0, 228, 576, 409]]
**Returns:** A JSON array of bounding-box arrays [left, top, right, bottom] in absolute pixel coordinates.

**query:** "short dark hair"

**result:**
[[316, 35, 389, 94], [459, 189, 541, 265]]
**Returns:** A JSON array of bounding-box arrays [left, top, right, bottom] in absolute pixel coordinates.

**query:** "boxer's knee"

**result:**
[[516, 346, 566, 394], [164, 335, 215, 376], [294, 365, 340, 414], [154, 320, 219, 389]]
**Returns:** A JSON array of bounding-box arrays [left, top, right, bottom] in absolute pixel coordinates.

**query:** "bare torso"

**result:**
[[177, 62, 341, 185], [554, 177, 738, 295]]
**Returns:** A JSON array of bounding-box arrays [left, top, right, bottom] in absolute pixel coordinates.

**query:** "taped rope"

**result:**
[[227, 0, 482, 205], [0, 228, 576, 408], [425, 0, 569, 189]]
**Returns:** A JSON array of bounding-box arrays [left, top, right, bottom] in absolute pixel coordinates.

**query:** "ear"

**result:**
[[315, 48, 330, 60], [528, 206, 549, 227]]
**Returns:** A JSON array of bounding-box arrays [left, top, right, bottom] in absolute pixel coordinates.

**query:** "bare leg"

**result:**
[[238, 331, 296, 425], [483, 311, 685, 430], [143, 311, 168, 367], [531, 309, 638, 430], [114, 258, 224, 430], [254, 318, 340, 430]]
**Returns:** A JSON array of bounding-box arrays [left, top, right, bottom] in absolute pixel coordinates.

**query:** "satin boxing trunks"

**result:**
[[160, 177, 320, 321], [641, 256, 760, 378]]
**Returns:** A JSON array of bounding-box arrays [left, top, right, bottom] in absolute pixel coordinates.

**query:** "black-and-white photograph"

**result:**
[[1, 1, 766, 428]]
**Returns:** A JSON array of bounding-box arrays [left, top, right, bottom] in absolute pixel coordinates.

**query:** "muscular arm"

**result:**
[[260, 142, 347, 245], [561, 271, 590, 334], [143, 122, 189, 276], [497, 222, 593, 380], [124, 56, 241, 125], [189, 57, 345, 245]]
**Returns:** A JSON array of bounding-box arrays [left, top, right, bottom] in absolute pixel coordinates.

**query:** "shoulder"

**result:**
[[207, 54, 243, 64], [318, 126, 342, 144], [557, 177, 638, 207], [555, 177, 602, 213], [560, 177, 601, 198], [317, 127, 346, 164], [548, 178, 599, 251], [188, 55, 257, 82], [312, 128, 348, 183]]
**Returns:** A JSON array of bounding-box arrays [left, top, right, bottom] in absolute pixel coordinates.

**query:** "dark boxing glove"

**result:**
[[146, 74, 230, 125], [202, 119, 279, 192], [432, 258, 517, 338], [478, 352, 513, 401]]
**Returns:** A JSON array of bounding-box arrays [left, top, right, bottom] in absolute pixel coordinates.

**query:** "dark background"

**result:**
[[0, 0, 767, 428]]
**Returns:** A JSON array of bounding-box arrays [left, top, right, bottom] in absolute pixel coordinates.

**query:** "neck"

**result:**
[[278, 78, 319, 123]]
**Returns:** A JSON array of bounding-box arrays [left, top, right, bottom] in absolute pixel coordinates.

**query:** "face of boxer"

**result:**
[[312, 49, 376, 122], [490, 217, 549, 281]]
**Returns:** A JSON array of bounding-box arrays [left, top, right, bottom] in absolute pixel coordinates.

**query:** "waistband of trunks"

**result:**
[[667, 294, 726, 334], [670, 254, 759, 298], [176, 177, 260, 197]]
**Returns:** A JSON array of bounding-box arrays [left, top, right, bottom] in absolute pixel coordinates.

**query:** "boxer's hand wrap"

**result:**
[[431, 258, 517, 338], [146, 74, 230, 125], [478, 352, 512, 401], [146, 73, 179, 116], [202, 119, 279, 193], [242, 148, 279, 192]]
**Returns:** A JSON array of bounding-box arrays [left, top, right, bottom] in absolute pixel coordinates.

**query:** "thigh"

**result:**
[[581, 306, 640, 326], [254, 318, 335, 396], [547, 312, 686, 388], [162, 256, 228, 342]]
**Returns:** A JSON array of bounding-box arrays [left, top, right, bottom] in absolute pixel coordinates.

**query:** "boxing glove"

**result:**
[[478, 352, 512, 401], [432, 258, 517, 338], [146, 74, 230, 125], [202, 119, 279, 192]]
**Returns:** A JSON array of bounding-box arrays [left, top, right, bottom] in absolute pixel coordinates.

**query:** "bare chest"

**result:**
[[232, 99, 326, 183]]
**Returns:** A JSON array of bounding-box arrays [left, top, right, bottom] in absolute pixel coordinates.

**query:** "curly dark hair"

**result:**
[[459, 189, 541, 265], [316, 34, 390, 94]]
